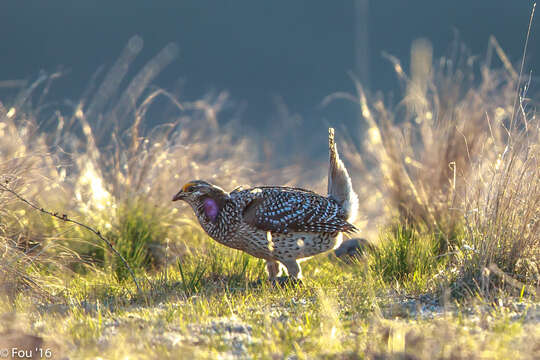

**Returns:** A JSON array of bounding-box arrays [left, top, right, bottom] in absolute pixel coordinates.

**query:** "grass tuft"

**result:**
[[0, 32, 538, 358]]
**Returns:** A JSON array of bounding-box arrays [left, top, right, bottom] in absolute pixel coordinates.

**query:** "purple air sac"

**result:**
[[203, 198, 219, 222]]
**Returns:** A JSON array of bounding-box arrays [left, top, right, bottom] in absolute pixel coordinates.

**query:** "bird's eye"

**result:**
[[182, 183, 196, 192]]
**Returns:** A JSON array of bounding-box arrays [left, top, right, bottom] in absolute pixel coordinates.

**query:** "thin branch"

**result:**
[[0, 181, 142, 296]]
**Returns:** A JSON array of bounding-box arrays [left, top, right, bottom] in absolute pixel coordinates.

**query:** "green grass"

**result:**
[[105, 199, 171, 280], [369, 223, 448, 292], [1, 33, 539, 359], [0, 173, 538, 359], [1, 229, 538, 359]]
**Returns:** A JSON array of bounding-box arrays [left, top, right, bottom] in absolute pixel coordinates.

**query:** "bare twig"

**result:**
[[0, 181, 142, 296]]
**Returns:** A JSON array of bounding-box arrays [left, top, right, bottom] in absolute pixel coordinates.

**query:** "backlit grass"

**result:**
[[0, 32, 538, 359]]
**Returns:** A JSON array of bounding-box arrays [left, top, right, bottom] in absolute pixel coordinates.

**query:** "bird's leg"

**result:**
[[280, 260, 303, 286], [266, 260, 280, 283]]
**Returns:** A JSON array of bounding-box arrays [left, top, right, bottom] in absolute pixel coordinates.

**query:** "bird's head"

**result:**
[[172, 180, 228, 222]]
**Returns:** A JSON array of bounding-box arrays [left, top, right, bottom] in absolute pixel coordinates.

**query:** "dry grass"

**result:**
[[0, 33, 538, 358], [326, 37, 539, 297]]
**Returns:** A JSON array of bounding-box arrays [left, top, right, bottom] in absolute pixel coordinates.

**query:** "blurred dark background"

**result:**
[[0, 0, 537, 143]]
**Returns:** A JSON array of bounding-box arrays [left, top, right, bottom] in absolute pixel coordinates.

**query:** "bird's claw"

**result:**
[[272, 276, 303, 287]]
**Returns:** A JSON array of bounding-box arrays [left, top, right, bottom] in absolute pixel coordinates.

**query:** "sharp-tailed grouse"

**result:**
[[172, 128, 358, 282]]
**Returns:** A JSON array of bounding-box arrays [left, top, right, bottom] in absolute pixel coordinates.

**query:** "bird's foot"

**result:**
[[247, 277, 302, 288], [248, 279, 264, 288], [272, 276, 303, 287]]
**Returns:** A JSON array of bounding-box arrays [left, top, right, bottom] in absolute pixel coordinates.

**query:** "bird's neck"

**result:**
[[192, 193, 231, 240]]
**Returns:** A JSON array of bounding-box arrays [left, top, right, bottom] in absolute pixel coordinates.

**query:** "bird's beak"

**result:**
[[172, 190, 186, 201]]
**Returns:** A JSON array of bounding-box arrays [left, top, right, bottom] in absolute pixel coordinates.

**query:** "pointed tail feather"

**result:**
[[328, 128, 359, 223]]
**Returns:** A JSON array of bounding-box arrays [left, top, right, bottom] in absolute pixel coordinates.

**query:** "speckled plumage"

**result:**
[[173, 128, 358, 281]]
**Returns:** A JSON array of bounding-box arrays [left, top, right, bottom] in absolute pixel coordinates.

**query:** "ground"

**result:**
[[1, 244, 539, 360]]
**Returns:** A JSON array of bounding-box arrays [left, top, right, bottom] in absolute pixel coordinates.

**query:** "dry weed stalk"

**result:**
[[0, 36, 319, 297], [0, 181, 142, 295], [324, 27, 539, 294]]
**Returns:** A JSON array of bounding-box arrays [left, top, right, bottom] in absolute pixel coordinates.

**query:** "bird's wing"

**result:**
[[242, 188, 356, 234]]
